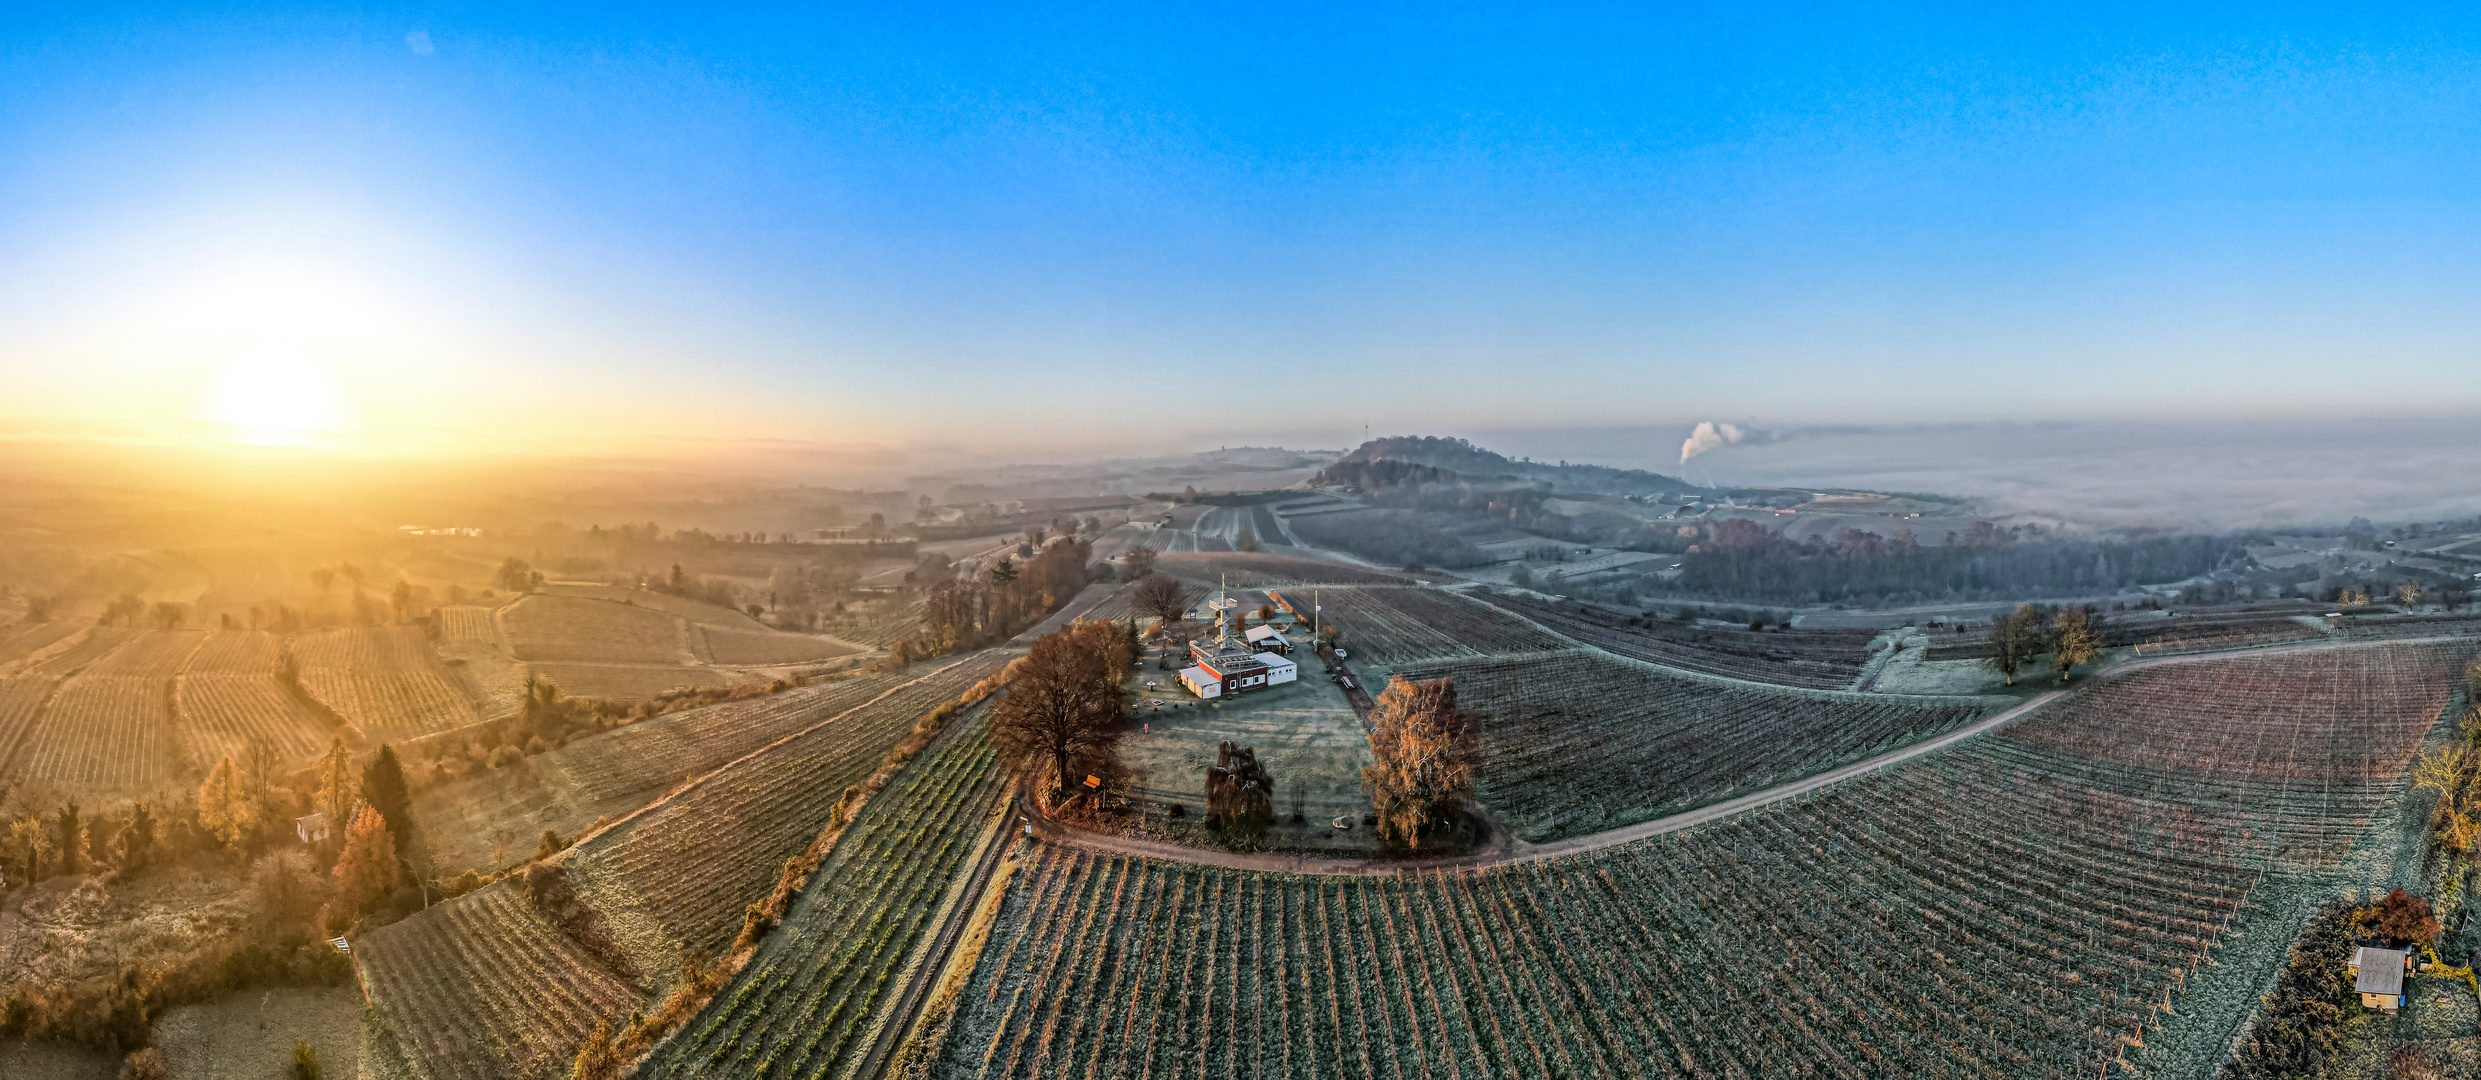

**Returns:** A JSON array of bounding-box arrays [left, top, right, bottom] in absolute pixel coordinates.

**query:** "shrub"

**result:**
[[124, 1048, 167, 1080]]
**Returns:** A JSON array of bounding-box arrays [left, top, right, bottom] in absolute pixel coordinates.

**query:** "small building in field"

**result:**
[[1243, 624, 1292, 654], [295, 813, 332, 844], [1176, 645, 1298, 699], [2350, 946, 2407, 1011]]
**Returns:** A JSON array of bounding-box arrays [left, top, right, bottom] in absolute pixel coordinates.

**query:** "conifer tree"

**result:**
[[313, 739, 358, 834], [360, 743, 420, 872]]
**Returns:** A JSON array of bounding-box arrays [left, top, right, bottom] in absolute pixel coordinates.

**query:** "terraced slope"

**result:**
[[931, 642, 2465, 1080]]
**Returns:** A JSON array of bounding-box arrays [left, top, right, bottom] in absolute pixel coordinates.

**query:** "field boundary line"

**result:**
[[1027, 632, 2481, 877], [556, 651, 988, 853], [1459, 589, 1977, 703]]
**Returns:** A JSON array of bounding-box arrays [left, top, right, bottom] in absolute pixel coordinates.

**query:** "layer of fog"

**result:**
[[1473, 420, 2481, 532]]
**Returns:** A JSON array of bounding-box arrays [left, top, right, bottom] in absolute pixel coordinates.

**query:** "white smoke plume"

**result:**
[[1679, 421, 1747, 466]]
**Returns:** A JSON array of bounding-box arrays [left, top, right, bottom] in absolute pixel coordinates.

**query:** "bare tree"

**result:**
[[990, 621, 1133, 807], [1983, 604, 2042, 686], [1133, 574, 1191, 624], [1119, 544, 1158, 582]]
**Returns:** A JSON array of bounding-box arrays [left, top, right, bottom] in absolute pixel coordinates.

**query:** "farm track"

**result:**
[[1028, 632, 2481, 877]]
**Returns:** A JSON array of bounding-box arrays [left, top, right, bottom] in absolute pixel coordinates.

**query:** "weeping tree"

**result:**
[[1206, 742, 1275, 835]]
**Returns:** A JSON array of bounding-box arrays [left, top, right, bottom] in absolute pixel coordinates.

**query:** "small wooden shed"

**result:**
[[295, 813, 331, 844], [2349, 946, 2407, 1012]]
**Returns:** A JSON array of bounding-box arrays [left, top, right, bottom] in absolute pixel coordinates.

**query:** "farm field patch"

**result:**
[[1479, 591, 1880, 689], [9, 670, 183, 797], [356, 879, 644, 1080], [362, 650, 1016, 1080], [526, 662, 731, 703], [1269, 586, 1566, 666], [415, 669, 918, 876], [437, 605, 502, 649], [0, 619, 86, 672], [931, 643, 2465, 1080], [502, 594, 689, 663], [697, 623, 861, 665], [579, 649, 1016, 966], [1394, 650, 1992, 840], [1159, 551, 1409, 588], [290, 624, 477, 739]]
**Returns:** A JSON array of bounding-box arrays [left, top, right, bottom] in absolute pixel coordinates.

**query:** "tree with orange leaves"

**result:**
[[1362, 676, 1477, 849], [331, 806, 400, 919]]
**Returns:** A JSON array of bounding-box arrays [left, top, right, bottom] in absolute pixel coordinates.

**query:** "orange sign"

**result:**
[[1083, 774, 1102, 789]]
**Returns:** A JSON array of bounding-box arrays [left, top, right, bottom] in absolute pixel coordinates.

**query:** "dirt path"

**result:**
[[1028, 632, 2479, 877]]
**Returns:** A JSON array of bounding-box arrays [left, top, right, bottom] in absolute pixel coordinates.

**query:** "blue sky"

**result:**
[[4, 4, 2480, 452]]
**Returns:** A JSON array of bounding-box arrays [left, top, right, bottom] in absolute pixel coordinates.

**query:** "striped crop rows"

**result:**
[[177, 629, 331, 765], [527, 662, 729, 702], [1157, 552, 1412, 589], [583, 651, 1013, 960], [643, 719, 1006, 1077], [362, 649, 1015, 1080], [438, 605, 502, 648], [503, 594, 689, 664], [419, 669, 927, 875], [1277, 588, 1567, 666], [1396, 650, 1986, 841], [292, 625, 477, 738], [358, 879, 644, 1080], [6, 630, 205, 794], [931, 642, 2459, 1080], [1477, 593, 1878, 689]]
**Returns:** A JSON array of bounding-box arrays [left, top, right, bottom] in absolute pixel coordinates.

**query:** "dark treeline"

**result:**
[[1668, 518, 2245, 604]]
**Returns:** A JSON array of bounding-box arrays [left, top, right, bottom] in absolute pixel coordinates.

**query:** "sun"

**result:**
[[210, 349, 349, 445]]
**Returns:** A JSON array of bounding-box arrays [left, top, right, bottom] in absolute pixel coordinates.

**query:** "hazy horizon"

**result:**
[[10, 6, 2481, 453]]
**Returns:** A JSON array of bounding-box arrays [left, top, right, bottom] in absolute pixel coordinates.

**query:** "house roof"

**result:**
[[1253, 651, 1296, 674], [1244, 624, 1287, 644], [2355, 947, 2406, 996]]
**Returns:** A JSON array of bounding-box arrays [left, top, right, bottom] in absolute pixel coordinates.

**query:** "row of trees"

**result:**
[[1983, 604, 2104, 685], [887, 536, 1096, 664]]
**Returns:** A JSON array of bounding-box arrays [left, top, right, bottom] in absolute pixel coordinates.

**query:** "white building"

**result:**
[[1243, 624, 1291, 653]]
